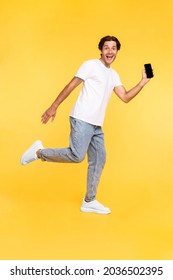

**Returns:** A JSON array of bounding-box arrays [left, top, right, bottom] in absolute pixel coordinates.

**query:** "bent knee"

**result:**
[[73, 153, 85, 163]]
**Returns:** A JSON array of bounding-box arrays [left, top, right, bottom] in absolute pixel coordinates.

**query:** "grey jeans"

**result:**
[[40, 117, 106, 200]]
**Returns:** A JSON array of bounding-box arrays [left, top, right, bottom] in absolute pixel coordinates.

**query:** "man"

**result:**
[[20, 35, 153, 214]]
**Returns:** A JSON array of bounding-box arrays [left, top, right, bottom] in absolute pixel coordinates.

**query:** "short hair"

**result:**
[[98, 35, 121, 51]]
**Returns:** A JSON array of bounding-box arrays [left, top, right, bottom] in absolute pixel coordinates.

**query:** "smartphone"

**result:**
[[144, 63, 153, 78]]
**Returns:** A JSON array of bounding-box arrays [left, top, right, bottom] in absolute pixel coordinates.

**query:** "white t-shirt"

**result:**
[[70, 59, 122, 126]]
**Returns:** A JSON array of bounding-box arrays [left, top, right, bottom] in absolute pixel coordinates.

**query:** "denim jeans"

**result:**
[[40, 117, 106, 200]]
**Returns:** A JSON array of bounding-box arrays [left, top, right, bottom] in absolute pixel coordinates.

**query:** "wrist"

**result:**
[[139, 79, 147, 87], [51, 103, 58, 110]]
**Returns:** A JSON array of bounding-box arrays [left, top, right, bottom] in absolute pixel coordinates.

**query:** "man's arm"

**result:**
[[114, 69, 152, 103], [41, 76, 83, 124]]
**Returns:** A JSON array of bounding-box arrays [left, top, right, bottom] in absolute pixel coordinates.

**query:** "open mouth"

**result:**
[[106, 55, 114, 61]]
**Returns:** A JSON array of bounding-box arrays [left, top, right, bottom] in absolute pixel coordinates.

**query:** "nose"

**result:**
[[108, 48, 113, 54]]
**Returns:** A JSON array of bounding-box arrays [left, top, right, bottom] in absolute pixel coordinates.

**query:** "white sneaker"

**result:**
[[20, 140, 44, 165], [80, 199, 111, 214]]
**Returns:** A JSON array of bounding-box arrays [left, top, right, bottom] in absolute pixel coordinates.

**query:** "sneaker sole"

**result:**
[[80, 207, 111, 214]]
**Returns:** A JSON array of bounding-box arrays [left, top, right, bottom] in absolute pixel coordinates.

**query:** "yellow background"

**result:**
[[0, 0, 173, 259]]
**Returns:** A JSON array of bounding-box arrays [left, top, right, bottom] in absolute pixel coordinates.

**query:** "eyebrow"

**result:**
[[103, 45, 117, 48]]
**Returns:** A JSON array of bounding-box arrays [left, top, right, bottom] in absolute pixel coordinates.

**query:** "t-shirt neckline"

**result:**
[[97, 59, 111, 70]]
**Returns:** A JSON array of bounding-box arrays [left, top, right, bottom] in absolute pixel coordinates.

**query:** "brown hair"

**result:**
[[98, 35, 121, 51]]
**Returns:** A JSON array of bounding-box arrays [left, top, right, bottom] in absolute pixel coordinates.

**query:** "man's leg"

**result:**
[[21, 117, 94, 165], [40, 117, 94, 163], [80, 126, 111, 214], [86, 128, 106, 201]]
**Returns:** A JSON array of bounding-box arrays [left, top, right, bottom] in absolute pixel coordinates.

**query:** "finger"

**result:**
[[41, 114, 50, 124], [41, 114, 46, 121], [41, 111, 48, 118], [51, 114, 56, 122]]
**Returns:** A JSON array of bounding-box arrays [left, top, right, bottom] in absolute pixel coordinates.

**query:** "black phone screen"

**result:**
[[144, 63, 153, 78]]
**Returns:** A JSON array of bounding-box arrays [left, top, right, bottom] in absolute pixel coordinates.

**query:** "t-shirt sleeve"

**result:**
[[75, 61, 92, 81], [114, 72, 123, 87]]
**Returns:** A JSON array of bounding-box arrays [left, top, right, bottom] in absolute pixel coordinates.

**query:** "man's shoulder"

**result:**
[[77, 59, 99, 72], [80, 59, 98, 66]]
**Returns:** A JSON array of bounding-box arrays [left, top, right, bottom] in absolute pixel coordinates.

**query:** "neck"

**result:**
[[99, 58, 111, 68]]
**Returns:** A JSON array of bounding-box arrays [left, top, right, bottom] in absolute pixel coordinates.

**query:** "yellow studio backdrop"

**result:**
[[0, 0, 173, 259]]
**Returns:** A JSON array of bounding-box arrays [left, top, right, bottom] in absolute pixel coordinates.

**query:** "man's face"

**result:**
[[100, 40, 118, 67]]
